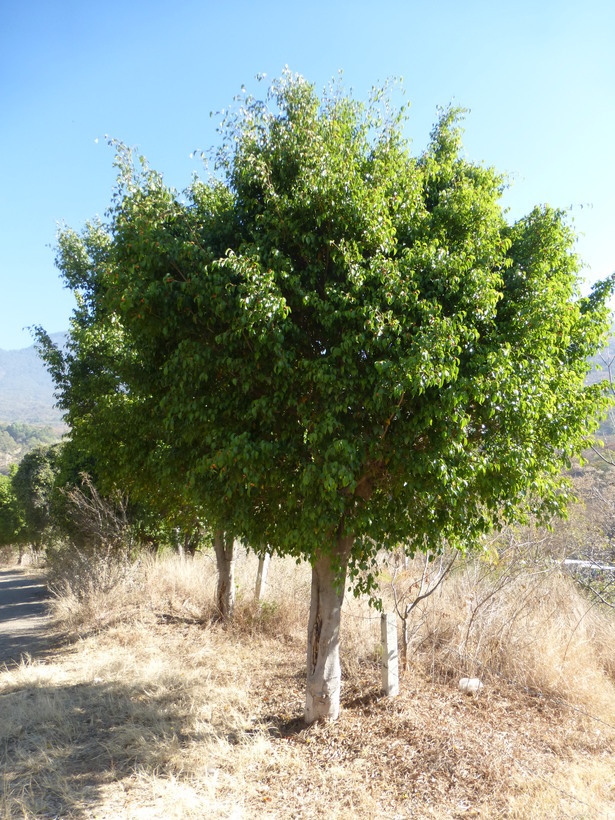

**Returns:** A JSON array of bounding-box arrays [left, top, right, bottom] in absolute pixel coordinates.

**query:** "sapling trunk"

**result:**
[[305, 535, 353, 723], [213, 531, 237, 621], [401, 610, 410, 671]]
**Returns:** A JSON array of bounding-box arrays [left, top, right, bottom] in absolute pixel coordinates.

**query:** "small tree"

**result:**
[[42, 72, 614, 721], [391, 550, 457, 671], [11, 444, 62, 555]]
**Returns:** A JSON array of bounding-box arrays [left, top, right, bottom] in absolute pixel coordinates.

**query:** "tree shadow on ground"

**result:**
[[0, 568, 63, 668], [0, 569, 50, 620], [260, 714, 307, 738], [344, 688, 382, 709], [0, 677, 209, 819], [260, 682, 384, 739]]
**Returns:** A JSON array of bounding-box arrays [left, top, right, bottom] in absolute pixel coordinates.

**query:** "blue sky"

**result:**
[[1, 0, 613, 350]]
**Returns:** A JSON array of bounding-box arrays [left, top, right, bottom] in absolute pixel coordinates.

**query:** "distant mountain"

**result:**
[[0, 329, 613, 432], [0, 332, 66, 427]]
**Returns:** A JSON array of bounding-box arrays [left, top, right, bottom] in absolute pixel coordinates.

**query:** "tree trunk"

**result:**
[[254, 552, 270, 604], [401, 609, 409, 672], [175, 529, 185, 561], [305, 535, 353, 724], [184, 530, 199, 556], [213, 531, 237, 621]]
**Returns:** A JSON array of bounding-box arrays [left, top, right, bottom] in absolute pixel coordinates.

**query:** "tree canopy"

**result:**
[[10, 444, 61, 551], [39, 71, 615, 720], [0, 469, 26, 549]]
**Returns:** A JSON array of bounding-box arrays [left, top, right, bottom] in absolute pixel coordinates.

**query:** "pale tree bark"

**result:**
[[305, 535, 353, 724], [175, 529, 185, 561], [254, 551, 270, 604], [213, 531, 237, 621]]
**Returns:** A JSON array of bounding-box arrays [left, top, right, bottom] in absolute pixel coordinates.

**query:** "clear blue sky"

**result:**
[[1, 0, 613, 350]]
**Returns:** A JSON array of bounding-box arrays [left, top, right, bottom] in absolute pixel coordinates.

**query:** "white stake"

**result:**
[[381, 613, 399, 697]]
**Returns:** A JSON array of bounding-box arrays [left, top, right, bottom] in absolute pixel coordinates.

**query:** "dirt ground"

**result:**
[[2, 555, 614, 817]]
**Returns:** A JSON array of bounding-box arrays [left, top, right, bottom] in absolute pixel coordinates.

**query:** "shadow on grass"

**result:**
[[343, 688, 382, 709], [259, 714, 307, 738], [1, 677, 210, 819]]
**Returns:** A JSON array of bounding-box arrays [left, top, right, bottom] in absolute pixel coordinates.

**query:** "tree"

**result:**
[[35, 252, 227, 610], [10, 444, 62, 553], [43, 72, 614, 722], [0, 468, 27, 561]]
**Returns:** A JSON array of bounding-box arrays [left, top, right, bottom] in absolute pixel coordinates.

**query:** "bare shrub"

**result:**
[[48, 545, 145, 633], [388, 532, 615, 717], [60, 474, 137, 555], [389, 549, 457, 670], [44, 475, 146, 631]]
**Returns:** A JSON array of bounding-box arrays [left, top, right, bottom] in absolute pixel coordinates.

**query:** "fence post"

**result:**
[[381, 612, 399, 697]]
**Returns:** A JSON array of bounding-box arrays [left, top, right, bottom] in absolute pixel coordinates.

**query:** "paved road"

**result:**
[[0, 568, 52, 666]]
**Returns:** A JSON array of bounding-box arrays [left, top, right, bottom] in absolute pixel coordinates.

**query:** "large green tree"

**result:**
[[43, 72, 613, 721]]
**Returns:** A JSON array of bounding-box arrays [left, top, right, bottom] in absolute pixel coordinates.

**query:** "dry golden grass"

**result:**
[[1, 547, 614, 818], [397, 548, 615, 721]]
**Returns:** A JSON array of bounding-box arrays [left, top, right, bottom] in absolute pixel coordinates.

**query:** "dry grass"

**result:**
[[396, 546, 615, 722], [1, 547, 614, 818]]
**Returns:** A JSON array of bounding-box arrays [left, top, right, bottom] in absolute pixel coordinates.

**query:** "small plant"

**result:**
[[390, 548, 457, 671]]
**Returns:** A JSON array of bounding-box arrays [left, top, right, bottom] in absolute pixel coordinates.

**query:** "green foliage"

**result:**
[[3, 433, 184, 556], [0, 469, 26, 546], [40, 71, 615, 595], [10, 444, 62, 549], [35, 238, 206, 547], [0, 422, 58, 448]]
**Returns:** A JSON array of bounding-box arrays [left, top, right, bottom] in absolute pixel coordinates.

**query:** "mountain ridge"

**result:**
[[1, 330, 613, 429], [0, 332, 66, 427]]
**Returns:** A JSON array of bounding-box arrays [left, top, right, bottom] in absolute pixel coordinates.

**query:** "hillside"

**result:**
[[0, 422, 62, 476], [0, 333, 66, 427]]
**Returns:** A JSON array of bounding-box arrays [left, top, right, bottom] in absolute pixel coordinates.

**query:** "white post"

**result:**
[[255, 553, 270, 603], [381, 613, 399, 697]]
